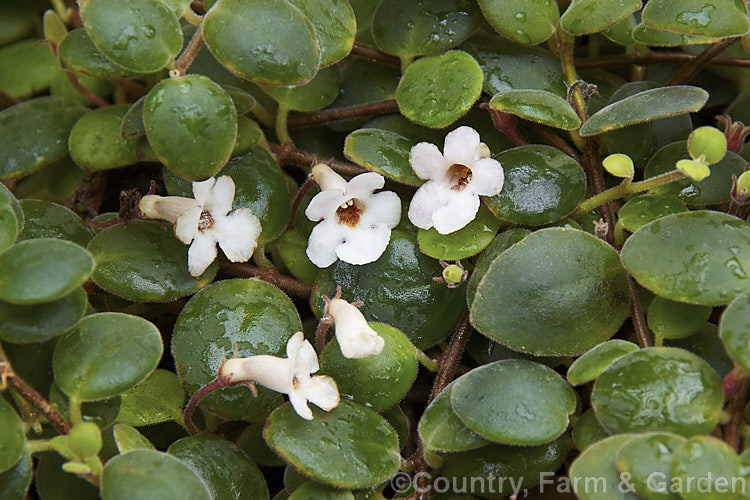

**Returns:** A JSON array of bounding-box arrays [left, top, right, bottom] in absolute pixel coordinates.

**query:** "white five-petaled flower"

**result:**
[[139, 176, 261, 277], [305, 164, 401, 268], [324, 294, 384, 359], [219, 332, 340, 420], [408, 126, 504, 234]]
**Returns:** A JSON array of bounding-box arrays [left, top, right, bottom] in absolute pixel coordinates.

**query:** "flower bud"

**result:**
[[138, 195, 199, 223], [311, 164, 347, 191], [737, 171, 750, 197], [676, 159, 711, 182], [67, 422, 103, 459], [687, 126, 727, 164], [442, 264, 465, 285], [602, 154, 634, 179]]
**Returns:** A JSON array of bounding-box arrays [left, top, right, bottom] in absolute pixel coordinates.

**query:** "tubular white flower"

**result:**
[[326, 298, 384, 359], [219, 332, 340, 420], [408, 126, 504, 234], [305, 164, 401, 268]]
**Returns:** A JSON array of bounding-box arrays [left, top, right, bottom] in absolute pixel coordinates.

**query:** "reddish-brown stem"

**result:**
[[173, 23, 204, 76], [0, 88, 20, 106], [350, 42, 400, 67], [66, 71, 109, 107], [288, 99, 399, 128], [270, 142, 366, 178], [525, 123, 582, 163], [314, 318, 332, 353], [627, 276, 652, 348], [429, 314, 472, 401], [723, 367, 749, 452], [667, 36, 740, 85], [184, 376, 229, 435], [582, 142, 616, 245], [287, 175, 315, 231], [481, 103, 527, 146], [220, 262, 314, 297], [577, 51, 750, 70]]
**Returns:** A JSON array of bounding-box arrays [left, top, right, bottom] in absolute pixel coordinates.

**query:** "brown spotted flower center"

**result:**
[[448, 163, 472, 191], [336, 199, 364, 228], [198, 210, 214, 233]]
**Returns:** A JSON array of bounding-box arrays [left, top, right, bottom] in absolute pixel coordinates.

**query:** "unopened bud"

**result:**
[[602, 154, 634, 178], [442, 264, 465, 285], [687, 126, 727, 164], [67, 422, 103, 459]]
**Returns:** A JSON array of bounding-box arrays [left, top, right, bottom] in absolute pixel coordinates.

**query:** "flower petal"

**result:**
[[187, 234, 218, 276], [312, 164, 347, 191], [192, 177, 216, 204], [345, 172, 385, 200], [335, 224, 391, 265], [409, 142, 446, 181], [290, 334, 319, 375], [307, 219, 347, 268], [432, 190, 480, 235], [305, 188, 346, 222], [361, 191, 401, 229], [288, 390, 314, 420], [302, 375, 340, 412], [328, 299, 385, 359], [217, 208, 261, 263], [443, 126, 481, 166], [468, 157, 505, 196], [407, 180, 448, 230], [204, 175, 235, 215], [174, 205, 203, 244]]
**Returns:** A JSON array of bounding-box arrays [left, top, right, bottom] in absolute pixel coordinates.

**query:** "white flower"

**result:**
[[408, 126, 504, 234], [325, 296, 384, 359], [139, 176, 262, 277], [219, 332, 340, 420], [305, 164, 401, 268]]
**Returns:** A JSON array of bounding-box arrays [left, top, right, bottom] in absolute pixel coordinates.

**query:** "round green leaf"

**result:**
[[567, 339, 640, 386], [633, 23, 724, 46], [289, 482, 354, 500], [320, 322, 417, 411], [0, 238, 94, 305], [484, 145, 587, 225], [666, 322, 733, 379], [0, 96, 88, 181], [592, 347, 723, 436], [642, 0, 750, 38], [561, 0, 641, 35], [143, 75, 238, 181], [602, 14, 637, 46], [168, 435, 269, 500], [371, 0, 483, 58], [417, 204, 500, 260], [451, 359, 576, 445], [572, 408, 610, 451], [647, 296, 712, 340], [57, 29, 141, 79], [720, 289, 750, 373], [466, 228, 530, 305], [87, 220, 217, 302], [0, 39, 58, 99], [0, 450, 31, 500], [0, 287, 87, 343], [49, 382, 122, 429], [618, 194, 688, 233], [568, 434, 641, 500], [53, 312, 163, 401], [490, 89, 580, 130], [264, 400, 400, 489], [278, 228, 319, 284], [0, 183, 21, 252], [616, 432, 686, 500], [12, 156, 84, 204], [470, 228, 630, 356], [670, 436, 743, 500], [203, 0, 320, 86], [117, 369, 185, 427], [580, 86, 709, 137], [17, 199, 92, 247], [120, 96, 145, 138], [0, 397, 24, 473], [69, 104, 138, 171], [79, 0, 183, 72], [478, 0, 560, 45], [344, 128, 423, 186], [289, 0, 355, 67], [313, 230, 465, 349], [262, 65, 341, 112], [112, 424, 156, 454], [621, 211, 750, 305], [237, 424, 285, 467], [396, 51, 483, 129], [171, 278, 301, 420], [101, 450, 212, 500]]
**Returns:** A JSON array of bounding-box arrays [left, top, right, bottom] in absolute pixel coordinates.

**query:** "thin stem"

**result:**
[[288, 100, 399, 129], [270, 142, 366, 178], [525, 122, 582, 163], [252, 243, 274, 269], [66, 71, 109, 107], [220, 262, 314, 296], [183, 7, 203, 26], [400, 55, 414, 72], [184, 376, 229, 435], [577, 51, 750, 70], [429, 314, 471, 401], [415, 349, 439, 373], [627, 276, 653, 348], [315, 318, 331, 353], [172, 23, 204, 76], [350, 42, 400, 67], [481, 103, 527, 146], [724, 367, 749, 452], [275, 104, 292, 144], [558, 30, 589, 123], [575, 169, 686, 215], [26, 439, 55, 455], [287, 175, 314, 231], [249, 101, 275, 129], [667, 36, 739, 86], [68, 395, 84, 426]]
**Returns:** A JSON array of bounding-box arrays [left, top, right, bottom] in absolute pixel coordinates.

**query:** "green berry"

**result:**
[[67, 422, 103, 459], [602, 154, 634, 178], [442, 264, 464, 284], [687, 126, 727, 164], [737, 171, 750, 196], [676, 159, 711, 182]]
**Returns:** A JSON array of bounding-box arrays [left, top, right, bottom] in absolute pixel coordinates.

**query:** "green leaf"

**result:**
[[466, 229, 530, 305], [237, 424, 285, 467], [0, 238, 94, 305], [278, 228, 319, 284], [289, 482, 354, 500], [17, 199, 92, 247], [53, 312, 163, 401], [602, 14, 637, 46], [484, 145, 587, 225], [143, 75, 238, 181], [171, 278, 301, 420], [621, 211, 750, 305], [592, 347, 723, 436], [632, 22, 723, 46], [372, 0, 483, 58], [0, 184, 21, 252], [288, 0, 355, 67], [580, 86, 709, 136], [647, 296, 712, 340], [397, 51, 483, 128], [69, 104, 139, 171], [670, 436, 743, 500], [642, 0, 750, 37], [0, 397, 24, 473], [313, 230, 465, 349], [344, 128, 423, 186], [418, 204, 500, 260], [168, 435, 269, 500], [320, 322, 417, 411], [112, 424, 156, 454], [49, 383, 122, 429], [490, 89, 580, 130], [262, 65, 341, 112], [0, 287, 87, 343], [264, 400, 401, 489], [0, 96, 88, 181], [57, 28, 141, 79], [470, 228, 630, 356], [451, 359, 576, 445], [617, 194, 688, 233], [79, 0, 183, 72], [568, 434, 641, 500], [12, 156, 85, 204], [478, 0, 560, 45], [566, 340, 640, 386], [101, 450, 212, 500], [87, 220, 217, 302], [0, 39, 58, 99], [203, 0, 320, 86], [36, 452, 99, 500], [571, 408, 609, 451], [0, 450, 31, 500], [117, 369, 185, 426], [616, 432, 687, 500], [561, 0, 641, 35], [666, 323, 733, 379], [720, 289, 750, 373]]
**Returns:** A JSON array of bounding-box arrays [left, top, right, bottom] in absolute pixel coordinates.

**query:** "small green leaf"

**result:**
[[112, 424, 156, 454], [418, 204, 500, 260], [18, 199, 92, 247], [568, 434, 640, 500], [120, 96, 145, 138], [289, 0, 355, 67], [642, 0, 750, 37], [720, 289, 750, 373], [670, 436, 743, 500], [490, 89, 581, 130], [57, 29, 141, 79], [0, 287, 87, 343], [117, 369, 185, 427], [561, 0, 641, 35], [344, 128, 423, 186], [647, 296, 712, 340], [571, 408, 610, 451], [264, 400, 400, 489], [602, 14, 637, 46], [478, 0, 560, 45], [237, 424, 285, 467], [632, 22, 723, 46], [0, 184, 20, 252], [0, 397, 24, 473], [69, 105, 139, 171], [262, 65, 341, 112], [0, 39, 58, 99], [567, 340, 640, 386], [397, 51, 483, 129], [53, 312, 163, 401], [278, 228, 319, 284], [617, 194, 688, 233], [616, 432, 687, 500], [0, 450, 31, 500]]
